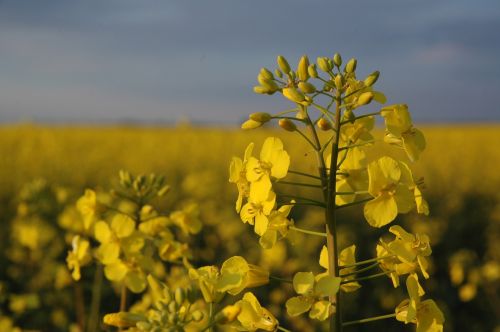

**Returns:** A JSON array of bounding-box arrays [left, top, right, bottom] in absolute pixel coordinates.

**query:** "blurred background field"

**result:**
[[0, 124, 499, 331]]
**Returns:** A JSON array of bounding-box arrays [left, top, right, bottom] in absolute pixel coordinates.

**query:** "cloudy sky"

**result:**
[[0, 0, 499, 124]]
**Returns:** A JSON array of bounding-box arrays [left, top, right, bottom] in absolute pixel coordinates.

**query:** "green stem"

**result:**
[[335, 191, 368, 195], [289, 226, 327, 237], [283, 201, 326, 208], [274, 108, 299, 116], [288, 170, 322, 180], [341, 262, 379, 277], [273, 115, 306, 122], [276, 180, 324, 189], [340, 270, 394, 284], [277, 326, 293, 332], [342, 313, 396, 327], [312, 102, 336, 124], [295, 128, 319, 150], [208, 302, 214, 332], [340, 111, 381, 125], [338, 140, 376, 151], [340, 255, 396, 269], [277, 194, 325, 205], [336, 197, 372, 210], [270, 276, 293, 283], [86, 265, 103, 332]]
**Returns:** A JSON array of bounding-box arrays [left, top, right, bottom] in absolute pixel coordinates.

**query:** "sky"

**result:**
[[0, 0, 499, 124]]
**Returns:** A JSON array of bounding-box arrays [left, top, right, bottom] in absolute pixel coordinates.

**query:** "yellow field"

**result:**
[[0, 124, 498, 331]]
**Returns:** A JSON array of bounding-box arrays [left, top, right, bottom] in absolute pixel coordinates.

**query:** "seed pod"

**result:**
[[278, 119, 297, 132], [282, 87, 305, 103], [277, 55, 291, 73], [334, 75, 343, 89], [345, 58, 357, 73], [317, 57, 332, 72], [363, 71, 380, 87], [241, 119, 263, 130], [333, 53, 342, 67], [317, 118, 332, 131], [308, 64, 318, 78], [356, 92, 374, 106], [297, 55, 310, 81], [274, 69, 283, 78], [298, 81, 316, 94], [249, 112, 272, 123]]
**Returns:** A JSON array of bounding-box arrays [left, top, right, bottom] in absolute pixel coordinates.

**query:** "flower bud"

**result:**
[[119, 170, 132, 187], [333, 53, 342, 67], [345, 58, 357, 73], [241, 119, 263, 130], [317, 57, 332, 72], [282, 87, 305, 103], [174, 288, 185, 306], [257, 75, 279, 92], [249, 112, 272, 123], [278, 119, 297, 132], [191, 310, 204, 322], [334, 75, 343, 89], [215, 305, 242, 324], [297, 55, 310, 81], [317, 118, 332, 131], [344, 109, 355, 123], [298, 81, 316, 94], [364, 71, 380, 87], [308, 64, 318, 78], [103, 312, 145, 328], [277, 55, 291, 73], [356, 92, 374, 106], [260, 68, 274, 80], [253, 85, 271, 94], [274, 69, 283, 78]]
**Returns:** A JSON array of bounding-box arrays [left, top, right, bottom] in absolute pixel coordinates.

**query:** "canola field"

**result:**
[[0, 124, 498, 332]]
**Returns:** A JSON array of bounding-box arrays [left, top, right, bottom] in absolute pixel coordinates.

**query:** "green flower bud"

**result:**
[[317, 118, 332, 131], [279, 119, 297, 132], [249, 112, 272, 123], [363, 70, 380, 87], [344, 109, 356, 122], [157, 185, 170, 197], [308, 64, 318, 78], [241, 119, 263, 130], [260, 68, 274, 80], [282, 87, 305, 103], [317, 57, 332, 72], [298, 81, 316, 94], [356, 92, 374, 106], [277, 55, 291, 73], [333, 53, 342, 67], [345, 58, 357, 73], [297, 55, 310, 81], [274, 69, 283, 78], [119, 170, 132, 187]]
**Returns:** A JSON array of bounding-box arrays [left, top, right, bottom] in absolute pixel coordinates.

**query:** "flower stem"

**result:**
[[277, 193, 324, 205], [340, 270, 394, 284], [340, 111, 381, 125], [338, 140, 376, 151], [289, 226, 327, 237], [336, 197, 372, 210], [208, 302, 214, 332], [278, 326, 293, 332], [270, 275, 293, 283], [342, 313, 396, 327], [340, 255, 395, 269], [341, 262, 380, 277], [86, 265, 103, 332], [288, 169, 322, 180], [276, 180, 324, 189]]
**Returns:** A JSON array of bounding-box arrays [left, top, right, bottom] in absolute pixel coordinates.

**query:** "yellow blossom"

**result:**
[[216, 256, 269, 295], [229, 143, 254, 211], [232, 292, 277, 331], [66, 235, 91, 281], [240, 191, 276, 236]]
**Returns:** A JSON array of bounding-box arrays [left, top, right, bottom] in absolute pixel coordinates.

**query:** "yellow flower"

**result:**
[[319, 245, 361, 292], [363, 156, 415, 227], [233, 292, 277, 331], [259, 202, 294, 249], [240, 191, 276, 236], [188, 266, 222, 303], [381, 104, 426, 162], [246, 137, 290, 201], [395, 274, 444, 332], [377, 225, 432, 286], [285, 271, 341, 321], [66, 235, 91, 281], [170, 202, 202, 235], [76, 189, 99, 230], [229, 143, 254, 212], [216, 256, 269, 295]]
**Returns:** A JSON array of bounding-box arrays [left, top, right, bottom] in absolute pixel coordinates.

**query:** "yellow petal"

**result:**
[[104, 261, 128, 281], [309, 300, 332, 321], [364, 194, 398, 227], [293, 272, 315, 295], [111, 214, 135, 238], [94, 221, 111, 243], [286, 296, 313, 316]]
